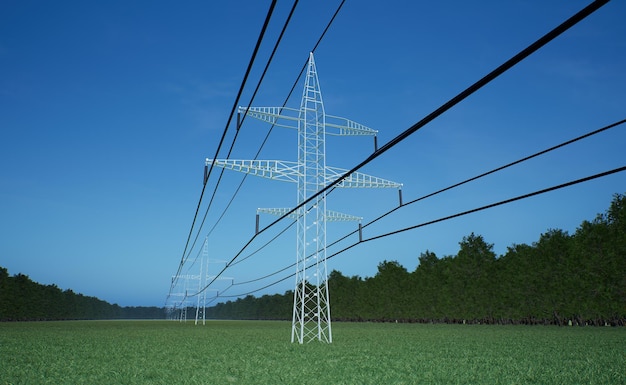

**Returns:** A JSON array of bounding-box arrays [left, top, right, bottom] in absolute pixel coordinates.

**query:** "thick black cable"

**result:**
[[312, 0, 345, 53], [364, 166, 626, 242], [203, 0, 278, 189], [207, 0, 300, 233], [203, 0, 345, 239], [325, 118, 626, 250], [187, 0, 608, 298], [257, 0, 611, 242], [183, 0, 299, 271], [179, 1, 347, 297], [211, 3, 619, 286], [178, 0, 339, 294], [169, 0, 278, 294], [215, 165, 626, 299], [235, 118, 626, 294]]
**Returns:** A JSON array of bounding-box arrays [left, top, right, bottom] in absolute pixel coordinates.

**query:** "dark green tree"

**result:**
[[449, 233, 496, 320]]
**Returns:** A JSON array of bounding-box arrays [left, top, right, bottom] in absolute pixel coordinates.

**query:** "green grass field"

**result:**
[[1, 320, 624, 384]]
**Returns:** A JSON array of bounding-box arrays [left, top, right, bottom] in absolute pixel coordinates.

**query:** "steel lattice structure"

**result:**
[[166, 237, 230, 325], [207, 53, 401, 343]]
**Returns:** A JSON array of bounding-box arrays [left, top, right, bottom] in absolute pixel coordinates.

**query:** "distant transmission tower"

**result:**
[[166, 236, 230, 325], [207, 53, 401, 343]]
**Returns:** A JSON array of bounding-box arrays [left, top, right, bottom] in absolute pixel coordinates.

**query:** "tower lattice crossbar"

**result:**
[[207, 53, 401, 343]]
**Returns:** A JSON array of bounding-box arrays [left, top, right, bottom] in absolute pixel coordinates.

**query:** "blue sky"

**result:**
[[1, 1, 624, 307]]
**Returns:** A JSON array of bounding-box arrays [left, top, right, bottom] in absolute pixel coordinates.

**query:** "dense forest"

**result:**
[[206, 193, 625, 326], [3, 194, 624, 324], [0, 269, 163, 321]]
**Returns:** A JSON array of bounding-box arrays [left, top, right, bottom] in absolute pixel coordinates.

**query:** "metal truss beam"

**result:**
[[238, 107, 378, 136], [207, 159, 299, 183], [257, 207, 362, 222], [207, 159, 402, 189]]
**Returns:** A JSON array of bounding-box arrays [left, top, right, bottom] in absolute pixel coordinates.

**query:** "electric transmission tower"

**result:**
[[166, 236, 231, 325], [207, 53, 401, 343]]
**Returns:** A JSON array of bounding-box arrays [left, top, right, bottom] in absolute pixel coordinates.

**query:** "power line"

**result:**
[[201, 0, 346, 240], [169, 0, 278, 296], [230, 219, 297, 267], [191, 116, 625, 298], [311, 119, 626, 286], [183, 0, 610, 299], [214, 165, 626, 299], [212, 115, 626, 296], [256, 0, 611, 247], [182, 0, 300, 275], [217, 128, 626, 296], [174, 1, 348, 299], [179, 0, 345, 278], [326, 118, 626, 250], [363, 166, 626, 243]]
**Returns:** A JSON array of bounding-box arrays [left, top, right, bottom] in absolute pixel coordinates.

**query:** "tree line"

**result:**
[[206, 193, 625, 325], [3, 194, 623, 324], [0, 269, 163, 321]]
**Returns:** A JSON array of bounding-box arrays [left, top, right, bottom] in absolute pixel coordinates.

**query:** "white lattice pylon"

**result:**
[[166, 236, 231, 325], [207, 53, 401, 343]]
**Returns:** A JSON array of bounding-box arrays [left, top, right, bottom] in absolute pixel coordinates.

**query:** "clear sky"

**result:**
[[1, 1, 624, 307]]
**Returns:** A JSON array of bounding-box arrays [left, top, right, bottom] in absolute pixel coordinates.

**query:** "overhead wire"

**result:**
[[253, 0, 611, 246], [210, 0, 617, 280], [230, 219, 297, 267], [174, 0, 348, 299], [214, 118, 626, 295], [168, 2, 350, 311], [179, 0, 346, 280], [182, 0, 300, 274], [325, 118, 626, 251], [182, 0, 611, 299], [364, 167, 626, 242], [168, 0, 278, 297], [214, 165, 626, 299], [202, 0, 347, 241]]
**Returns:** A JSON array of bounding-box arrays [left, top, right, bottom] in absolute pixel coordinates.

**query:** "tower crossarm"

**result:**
[[206, 159, 301, 183], [208, 159, 401, 189], [326, 210, 362, 222], [238, 107, 377, 137], [238, 106, 300, 130], [325, 114, 378, 136], [172, 274, 201, 280], [169, 292, 190, 297], [326, 166, 402, 189], [257, 207, 300, 219], [257, 207, 361, 222]]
